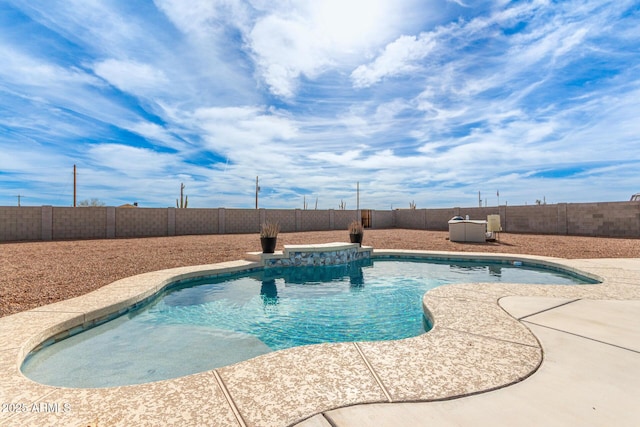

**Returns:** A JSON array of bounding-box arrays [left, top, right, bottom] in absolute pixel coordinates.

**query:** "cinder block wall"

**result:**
[[334, 210, 360, 231], [116, 208, 168, 238], [501, 205, 560, 234], [425, 208, 459, 230], [372, 210, 394, 228], [175, 208, 219, 235], [1, 202, 638, 242], [395, 209, 426, 229], [567, 202, 640, 237], [393, 202, 640, 237], [0, 207, 41, 241], [300, 209, 331, 231], [224, 209, 260, 234], [52, 207, 107, 240], [262, 209, 296, 232]]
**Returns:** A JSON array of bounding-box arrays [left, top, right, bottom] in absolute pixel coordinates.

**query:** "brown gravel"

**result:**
[[1, 230, 638, 318]]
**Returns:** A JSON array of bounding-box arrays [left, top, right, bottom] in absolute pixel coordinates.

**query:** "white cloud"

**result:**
[[160, 105, 302, 175], [351, 33, 436, 88], [351, 0, 593, 90], [248, 15, 319, 98], [447, 0, 469, 6], [9, 1, 157, 61], [334, 99, 412, 141], [92, 59, 169, 95], [246, 0, 409, 98], [0, 43, 98, 88], [555, 27, 589, 58], [154, 0, 250, 37], [189, 106, 297, 147], [308, 149, 364, 165], [0, 43, 156, 138], [86, 144, 177, 176], [125, 121, 186, 151]]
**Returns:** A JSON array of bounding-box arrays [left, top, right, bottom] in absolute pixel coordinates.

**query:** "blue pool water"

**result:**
[[22, 258, 595, 388]]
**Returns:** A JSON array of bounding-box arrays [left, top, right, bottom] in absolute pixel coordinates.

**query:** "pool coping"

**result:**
[[1, 250, 639, 426]]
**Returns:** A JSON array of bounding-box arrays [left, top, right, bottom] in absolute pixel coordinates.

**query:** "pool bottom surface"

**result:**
[[22, 258, 591, 388]]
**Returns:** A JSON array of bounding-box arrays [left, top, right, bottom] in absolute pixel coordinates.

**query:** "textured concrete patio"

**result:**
[[299, 297, 640, 427], [1, 252, 638, 426]]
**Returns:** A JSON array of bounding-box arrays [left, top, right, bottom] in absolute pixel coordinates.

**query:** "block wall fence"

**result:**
[[0, 202, 638, 242]]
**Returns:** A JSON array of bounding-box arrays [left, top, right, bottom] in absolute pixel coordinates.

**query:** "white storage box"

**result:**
[[448, 219, 487, 243]]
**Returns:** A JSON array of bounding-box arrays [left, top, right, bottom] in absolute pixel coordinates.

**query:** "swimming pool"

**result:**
[[22, 257, 595, 388]]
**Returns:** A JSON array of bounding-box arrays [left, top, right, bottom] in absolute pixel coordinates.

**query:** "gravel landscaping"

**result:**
[[2, 229, 638, 317]]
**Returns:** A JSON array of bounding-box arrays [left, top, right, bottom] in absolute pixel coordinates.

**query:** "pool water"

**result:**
[[22, 258, 594, 388]]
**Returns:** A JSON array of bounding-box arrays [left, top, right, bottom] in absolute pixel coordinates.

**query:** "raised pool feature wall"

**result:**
[[251, 243, 372, 268], [1, 201, 639, 241]]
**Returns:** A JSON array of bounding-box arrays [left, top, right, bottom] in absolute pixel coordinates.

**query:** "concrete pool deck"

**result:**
[[1, 251, 639, 426], [299, 297, 640, 427]]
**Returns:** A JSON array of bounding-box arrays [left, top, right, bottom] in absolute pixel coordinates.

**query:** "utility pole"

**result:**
[[478, 191, 482, 208], [73, 164, 77, 207], [255, 176, 260, 209], [14, 195, 24, 207]]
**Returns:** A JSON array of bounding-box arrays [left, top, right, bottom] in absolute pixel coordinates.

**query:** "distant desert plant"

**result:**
[[176, 183, 188, 208]]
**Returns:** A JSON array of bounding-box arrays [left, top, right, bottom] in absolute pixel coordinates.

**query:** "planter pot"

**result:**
[[349, 233, 363, 246], [261, 237, 277, 254]]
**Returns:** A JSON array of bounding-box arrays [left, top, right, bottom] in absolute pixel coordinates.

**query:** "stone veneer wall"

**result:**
[[1, 202, 638, 241], [263, 247, 371, 268]]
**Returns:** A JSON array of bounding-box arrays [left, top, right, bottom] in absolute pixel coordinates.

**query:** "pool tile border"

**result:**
[[1, 250, 639, 427]]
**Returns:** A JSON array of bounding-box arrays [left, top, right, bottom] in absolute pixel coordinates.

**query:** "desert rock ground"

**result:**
[[2, 229, 638, 317]]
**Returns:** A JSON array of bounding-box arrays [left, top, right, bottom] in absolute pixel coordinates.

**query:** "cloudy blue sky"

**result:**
[[1, 0, 638, 209]]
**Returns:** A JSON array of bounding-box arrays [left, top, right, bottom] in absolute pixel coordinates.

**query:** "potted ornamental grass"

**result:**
[[260, 222, 280, 253], [348, 220, 364, 246]]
